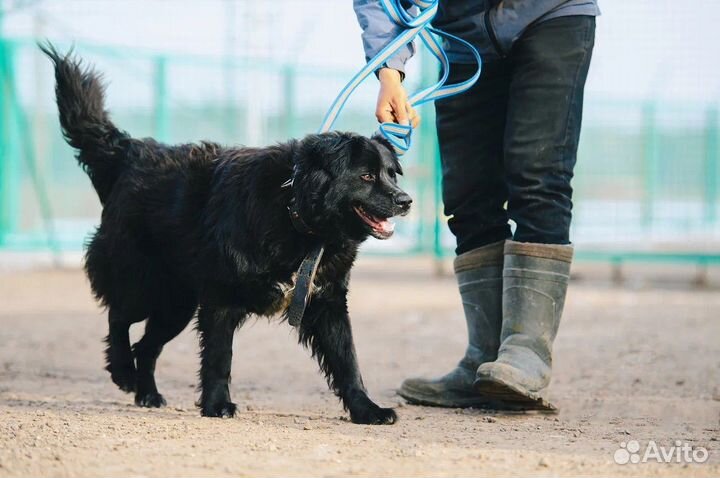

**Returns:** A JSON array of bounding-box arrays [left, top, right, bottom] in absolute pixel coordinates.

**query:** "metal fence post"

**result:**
[[414, 45, 444, 267], [0, 38, 8, 245], [704, 105, 718, 225], [432, 136, 443, 262], [0, 39, 20, 246], [415, 46, 443, 262], [641, 101, 658, 232], [153, 56, 170, 142], [0, 7, 8, 247]]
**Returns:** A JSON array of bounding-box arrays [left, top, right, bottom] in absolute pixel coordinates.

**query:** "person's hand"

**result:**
[[376, 68, 420, 128]]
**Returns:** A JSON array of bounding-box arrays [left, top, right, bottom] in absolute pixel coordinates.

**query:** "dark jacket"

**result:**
[[354, 0, 600, 71]]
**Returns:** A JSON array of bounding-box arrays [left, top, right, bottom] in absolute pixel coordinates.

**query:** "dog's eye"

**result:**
[[360, 173, 376, 182]]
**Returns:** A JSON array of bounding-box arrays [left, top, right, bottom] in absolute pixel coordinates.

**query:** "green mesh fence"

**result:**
[[1, 38, 719, 264]]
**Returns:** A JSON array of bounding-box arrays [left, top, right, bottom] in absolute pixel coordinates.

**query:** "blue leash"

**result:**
[[318, 0, 482, 155]]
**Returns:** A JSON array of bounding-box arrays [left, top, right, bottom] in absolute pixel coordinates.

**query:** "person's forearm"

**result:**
[[378, 68, 402, 85], [353, 0, 420, 127], [353, 0, 415, 74]]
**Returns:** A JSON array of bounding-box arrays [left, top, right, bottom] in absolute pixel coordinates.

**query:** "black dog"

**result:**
[[42, 44, 411, 425]]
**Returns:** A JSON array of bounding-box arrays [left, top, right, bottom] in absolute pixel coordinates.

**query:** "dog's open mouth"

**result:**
[[353, 206, 395, 239]]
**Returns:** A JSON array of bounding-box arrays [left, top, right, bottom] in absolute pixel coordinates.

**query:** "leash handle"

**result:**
[[318, 0, 482, 155]]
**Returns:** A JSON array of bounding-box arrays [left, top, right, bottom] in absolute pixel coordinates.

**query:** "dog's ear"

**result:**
[[370, 133, 403, 175], [293, 132, 365, 190], [292, 133, 357, 218], [370, 133, 395, 156], [298, 132, 359, 174]]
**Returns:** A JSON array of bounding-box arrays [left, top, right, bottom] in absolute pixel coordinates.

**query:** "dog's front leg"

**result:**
[[197, 306, 245, 418], [299, 290, 397, 425]]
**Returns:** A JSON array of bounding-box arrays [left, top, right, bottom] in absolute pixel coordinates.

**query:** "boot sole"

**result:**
[[473, 377, 558, 413], [397, 389, 496, 409], [397, 386, 532, 411]]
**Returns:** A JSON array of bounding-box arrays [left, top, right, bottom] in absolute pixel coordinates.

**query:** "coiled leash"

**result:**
[[286, 0, 482, 327], [320, 0, 482, 154]]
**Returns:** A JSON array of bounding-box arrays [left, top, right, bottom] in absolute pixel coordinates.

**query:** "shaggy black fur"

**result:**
[[41, 44, 412, 425]]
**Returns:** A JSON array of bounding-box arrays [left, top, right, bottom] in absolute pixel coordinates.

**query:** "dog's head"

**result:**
[[291, 131, 412, 241]]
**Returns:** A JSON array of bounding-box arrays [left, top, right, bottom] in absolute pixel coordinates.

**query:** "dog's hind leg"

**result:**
[[197, 306, 245, 418], [105, 307, 142, 393], [299, 293, 397, 425], [133, 294, 197, 408]]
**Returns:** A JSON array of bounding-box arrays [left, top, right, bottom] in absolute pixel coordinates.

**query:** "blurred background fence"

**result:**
[[1, 0, 719, 269]]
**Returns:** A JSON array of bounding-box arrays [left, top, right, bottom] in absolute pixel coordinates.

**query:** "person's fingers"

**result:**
[[392, 98, 409, 125], [376, 105, 395, 123], [407, 104, 420, 129], [411, 113, 421, 129]]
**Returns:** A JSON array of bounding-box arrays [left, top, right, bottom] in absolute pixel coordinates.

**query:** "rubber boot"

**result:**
[[474, 240, 573, 412], [398, 240, 504, 408]]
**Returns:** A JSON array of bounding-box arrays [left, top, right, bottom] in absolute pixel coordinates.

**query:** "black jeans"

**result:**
[[436, 16, 596, 255]]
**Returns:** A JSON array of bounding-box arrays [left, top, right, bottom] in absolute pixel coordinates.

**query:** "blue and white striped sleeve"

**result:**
[[353, 0, 416, 76]]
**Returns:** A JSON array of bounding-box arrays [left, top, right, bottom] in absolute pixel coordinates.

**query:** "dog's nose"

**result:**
[[394, 193, 413, 209]]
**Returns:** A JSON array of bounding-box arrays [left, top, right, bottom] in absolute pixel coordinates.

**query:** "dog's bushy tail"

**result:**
[[40, 41, 128, 203]]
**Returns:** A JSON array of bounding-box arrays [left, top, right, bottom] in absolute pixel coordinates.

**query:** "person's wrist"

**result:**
[[378, 68, 403, 84]]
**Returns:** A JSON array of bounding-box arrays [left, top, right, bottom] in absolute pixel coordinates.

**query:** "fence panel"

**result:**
[[1, 38, 719, 264]]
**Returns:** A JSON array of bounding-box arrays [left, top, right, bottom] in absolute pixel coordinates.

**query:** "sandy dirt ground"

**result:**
[[0, 257, 718, 477]]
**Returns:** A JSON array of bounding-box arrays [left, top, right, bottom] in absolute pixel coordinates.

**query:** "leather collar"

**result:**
[[288, 197, 317, 236], [281, 177, 317, 236]]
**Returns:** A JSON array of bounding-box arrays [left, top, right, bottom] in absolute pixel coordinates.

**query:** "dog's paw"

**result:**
[[135, 391, 167, 408], [350, 405, 397, 425], [109, 367, 136, 393], [201, 401, 237, 418]]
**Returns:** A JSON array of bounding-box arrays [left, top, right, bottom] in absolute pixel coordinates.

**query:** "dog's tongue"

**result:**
[[376, 218, 395, 235]]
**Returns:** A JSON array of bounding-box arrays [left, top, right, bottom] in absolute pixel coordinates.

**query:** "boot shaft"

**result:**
[[453, 240, 505, 366], [502, 242, 573, 358], [479, 240, 574, 393]]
